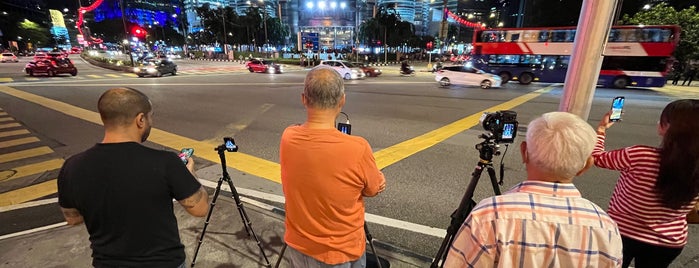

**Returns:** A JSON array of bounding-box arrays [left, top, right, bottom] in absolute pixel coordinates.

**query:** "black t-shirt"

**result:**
[[58, 142, 201, 268]]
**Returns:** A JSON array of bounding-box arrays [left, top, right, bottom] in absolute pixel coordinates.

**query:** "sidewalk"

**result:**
[[0, 192, 431, 268]]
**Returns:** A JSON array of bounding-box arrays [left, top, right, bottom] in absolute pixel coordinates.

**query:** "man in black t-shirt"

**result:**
[[58, 87, 209, 268]]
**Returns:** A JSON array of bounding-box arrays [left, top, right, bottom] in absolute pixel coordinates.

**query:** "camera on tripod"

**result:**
[[479, 110, 518, 143]]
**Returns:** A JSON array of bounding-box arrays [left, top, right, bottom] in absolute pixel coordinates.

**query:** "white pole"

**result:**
[[559, 0, 618, 120]]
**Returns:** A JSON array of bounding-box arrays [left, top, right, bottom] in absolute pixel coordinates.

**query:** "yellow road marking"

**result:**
[[374, 86, 553, 169], [0, 158, 64, 183], [0, 146, 53, 163], [0, 179, 56, 206], [0, 78, 13, 83], [0, 129, 29, 138], [0, 137, 39, 148], [105, 74, 121, 78], [86, 75, 102, 78], [0, 85, 552, 188], [0, 117, 13, 122], [0, 112, 7, 116], [0, 123, 20, 129]]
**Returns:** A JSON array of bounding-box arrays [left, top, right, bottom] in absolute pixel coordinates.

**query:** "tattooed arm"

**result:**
[[60, 207, 84, 225], [177, 186, 209, 217]]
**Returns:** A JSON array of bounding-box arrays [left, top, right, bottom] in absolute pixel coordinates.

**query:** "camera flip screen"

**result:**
[[337, 123, 351, 135], [501, 123, 515, 140]]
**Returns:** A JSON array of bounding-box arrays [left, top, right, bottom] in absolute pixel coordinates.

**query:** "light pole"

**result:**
[[216, 3, 228, 55], [257, 0, 268, 56]]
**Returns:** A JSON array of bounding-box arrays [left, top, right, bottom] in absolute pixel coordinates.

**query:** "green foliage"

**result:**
[[620, 3, 699, 62], [358, 12, 420, 48], [18, 19, 50, 47], [193, 4, 288, 46]]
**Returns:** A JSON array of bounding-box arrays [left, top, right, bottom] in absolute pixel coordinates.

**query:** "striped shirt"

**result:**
[[592, 134, 698, 248], [444, 181, 622, 268]]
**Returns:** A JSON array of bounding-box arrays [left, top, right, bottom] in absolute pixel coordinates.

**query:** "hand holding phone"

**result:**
[[610, 96, 625, 122], [179, 148, 194, 164]]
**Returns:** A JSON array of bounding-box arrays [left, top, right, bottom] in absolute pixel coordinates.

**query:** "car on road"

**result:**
[[1, 53, 18, 63], [319, 60, 365, 80], [24, 57, 78, 77], [435, 65, 502, 89], [33, 52, 49, 61], [245, 58, 283, 74], [133, 59, 177, 77], [352, 62, 382, 77]]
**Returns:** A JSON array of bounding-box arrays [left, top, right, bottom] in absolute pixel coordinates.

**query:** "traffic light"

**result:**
[[427, 41, 433, 50], [132, 26, 147, 38]]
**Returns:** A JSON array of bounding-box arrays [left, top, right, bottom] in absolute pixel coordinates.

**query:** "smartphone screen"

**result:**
[[610, 96, 625, 122], [179, 148, 194, 164], [337, 123, 351, 135], [501, 123, 515, 140]]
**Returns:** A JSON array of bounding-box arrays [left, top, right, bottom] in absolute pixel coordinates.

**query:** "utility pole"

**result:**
[[438, 0, 448, 54], [119, 0, 134, 66]]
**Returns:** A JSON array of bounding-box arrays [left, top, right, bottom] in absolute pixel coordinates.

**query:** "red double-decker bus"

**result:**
[[470, 25, 680, 88]]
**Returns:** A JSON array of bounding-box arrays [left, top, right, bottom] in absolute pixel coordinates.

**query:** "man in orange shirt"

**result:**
[[280, 66, 386, 267]]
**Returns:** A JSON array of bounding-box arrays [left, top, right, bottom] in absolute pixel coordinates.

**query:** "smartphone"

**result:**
[[223, 137, 238, 152], [178, 148, 194, 164], [337, 122, 351, 135], [610, 96, 625, 122]]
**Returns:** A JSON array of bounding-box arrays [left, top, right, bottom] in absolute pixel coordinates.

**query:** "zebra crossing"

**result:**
[[0, 68, 252, 83], [0, 108, 64, 207]]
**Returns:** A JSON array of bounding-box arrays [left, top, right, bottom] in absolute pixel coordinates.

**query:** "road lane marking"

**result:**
[[0, 123, 21, 129], [105, 74, 121, 78], [0, 129, 30, 138], [0, 78, 13, 83], [0, 85, 281, 183], [0, 178, 56, 206], [0, 158, 64, 182], [0, 146, 53, 163], [0, 222, 66, 241], [0, 197, 57, 212], [373, 86, 554, 169], [86, 74, 102, 78], [0, 137, 40, 148], [0, 117, 13, 122], [0, 112, 7, 116], [10, 81, 435, 87]]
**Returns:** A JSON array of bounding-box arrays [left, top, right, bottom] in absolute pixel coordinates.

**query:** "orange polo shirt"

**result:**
[[280, 125, 385, 265]]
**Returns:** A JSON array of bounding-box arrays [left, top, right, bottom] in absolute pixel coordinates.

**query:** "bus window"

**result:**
[[538, 30, 551, 42], [509, 33, 521, 42], [608, 29, 620, 42], [552, 30, 570, 42], [565, 30, 576, 42], [522, 30, 539, 42]]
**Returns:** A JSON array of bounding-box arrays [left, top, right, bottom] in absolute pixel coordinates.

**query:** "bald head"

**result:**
[[304, 66, 345, 109], [98, 87, 152, 127]]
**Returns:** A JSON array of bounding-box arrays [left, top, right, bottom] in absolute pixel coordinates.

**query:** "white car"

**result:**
[[0, 53, 18, 63], [319, 60, 366, 80], [435, 66, 502, 89]]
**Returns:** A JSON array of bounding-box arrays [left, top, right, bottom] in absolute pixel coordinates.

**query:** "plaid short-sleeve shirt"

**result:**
[[444, 181, 623, 268]]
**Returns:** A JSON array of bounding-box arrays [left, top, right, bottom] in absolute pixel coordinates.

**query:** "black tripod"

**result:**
[[191, 138, 271, 267], [431, 133, 505, 268]]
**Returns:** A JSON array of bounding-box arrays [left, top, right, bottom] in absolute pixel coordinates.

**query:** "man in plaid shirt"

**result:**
[[445, 112, 623, 268]]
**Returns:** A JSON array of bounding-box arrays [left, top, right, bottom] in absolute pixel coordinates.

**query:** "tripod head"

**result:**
[[474, 133, 501, 163]]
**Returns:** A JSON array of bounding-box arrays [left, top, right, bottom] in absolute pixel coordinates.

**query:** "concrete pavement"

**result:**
[[0, 188, 431, 268]]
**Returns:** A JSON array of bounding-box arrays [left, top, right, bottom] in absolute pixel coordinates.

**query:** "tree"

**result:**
[[620, 3, 699, 64], [18, 19, 50, 49]]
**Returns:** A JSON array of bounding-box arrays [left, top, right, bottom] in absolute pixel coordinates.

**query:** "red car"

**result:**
[[352, 62, 382, 77], [245, 58, 282, 74], [24, 57, 78, 77]]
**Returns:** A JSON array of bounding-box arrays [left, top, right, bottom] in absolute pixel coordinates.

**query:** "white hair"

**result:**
[[526, 112, 596, 178]]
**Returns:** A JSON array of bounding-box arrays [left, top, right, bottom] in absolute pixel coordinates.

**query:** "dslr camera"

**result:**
[[479, 110, 518, 143]]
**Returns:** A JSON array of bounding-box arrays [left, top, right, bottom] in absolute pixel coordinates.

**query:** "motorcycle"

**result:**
[[431, 62, 444, 73], [400, 62, 415, 76]]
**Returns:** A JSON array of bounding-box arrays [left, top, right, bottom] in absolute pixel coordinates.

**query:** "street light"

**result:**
[[216, 3, 228, 55]]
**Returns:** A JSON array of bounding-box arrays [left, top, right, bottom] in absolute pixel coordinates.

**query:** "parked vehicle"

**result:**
[[435, 65, 502, 89], [319, 60, 365, 80], [245, 58, 283, 74], [24, 58, 78, 77], [133, 59, 177, 77], [352, 62, 382, 77], [0, 53, 18, 63]]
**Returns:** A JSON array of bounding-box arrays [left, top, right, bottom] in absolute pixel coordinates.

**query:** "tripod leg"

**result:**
[[431, 163, 485, 268], [190, 177, 224, 268], [224, 177, 272, 267], [486, 166, 502, 195], [274, 243, 287, 268], [364, 224, 383, 268]]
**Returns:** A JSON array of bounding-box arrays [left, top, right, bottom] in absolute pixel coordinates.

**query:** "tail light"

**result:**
[[437, 70, 444, 74]]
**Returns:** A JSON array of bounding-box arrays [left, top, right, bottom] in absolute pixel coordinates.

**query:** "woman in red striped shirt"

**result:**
[[593, 99, 699, 268]]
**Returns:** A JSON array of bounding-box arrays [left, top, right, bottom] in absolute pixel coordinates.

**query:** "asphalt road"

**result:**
[[0, 56, 697, 267]]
